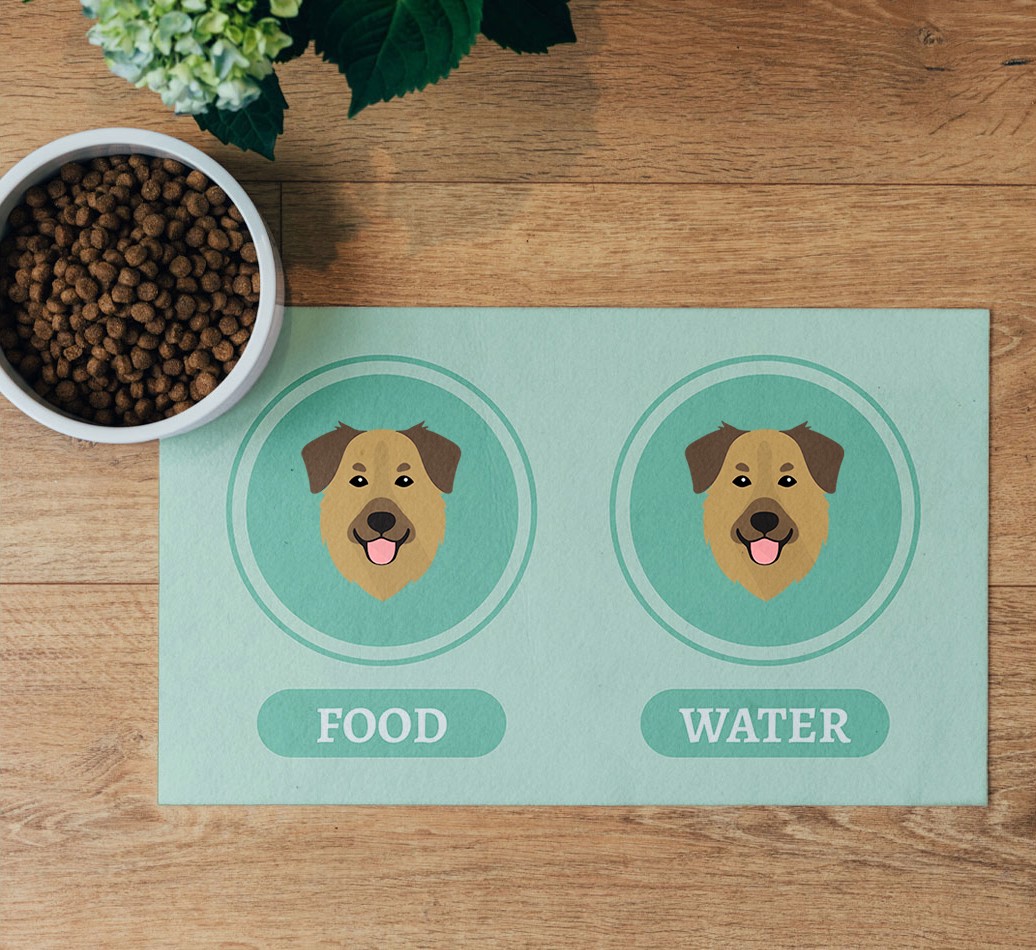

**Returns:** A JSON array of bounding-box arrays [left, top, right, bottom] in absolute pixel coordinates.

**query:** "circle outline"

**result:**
[[610, 356, 920, 665], [227, 356, 537, 665]]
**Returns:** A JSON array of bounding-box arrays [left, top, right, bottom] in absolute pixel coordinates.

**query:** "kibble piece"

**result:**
[[136, 281, 158, 302], [142, 214, 165, 238], [112, 353, 133, 378], [94, 192, 117, 215], [211, 339, 235, 362], [75, 276, 100, 301], [217, 315, 239, 336], [25, 186, 48, 208], [20, 353, 43, 377], [162, 180, 184, 203], [130, 347, 153, 370], [190, 372, 219, 400], [60, 162, 85, 184], [199, 326, 221, 348], [130, 301, 155, 323], [110, 283, 135, 305], [174, 295, 197, 318], [184, 349, 211, 374], [124, 244, 147, 267], [184, 191, 209, 217], [117, 267, 140, 287]]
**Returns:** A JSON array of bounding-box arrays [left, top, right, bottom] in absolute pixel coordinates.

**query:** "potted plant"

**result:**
[[75, 0, 577, 159]]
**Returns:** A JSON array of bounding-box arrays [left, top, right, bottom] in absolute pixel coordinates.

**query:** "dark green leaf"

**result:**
[[311, 0, 483, 118], [193, 72, 288, 161], [481, 0, 575, 54], [275, 1, 316, 62]]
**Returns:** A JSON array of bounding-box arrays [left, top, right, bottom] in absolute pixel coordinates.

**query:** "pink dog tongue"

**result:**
[[366, 538, 397, 565], [750, 538, 780, 565]]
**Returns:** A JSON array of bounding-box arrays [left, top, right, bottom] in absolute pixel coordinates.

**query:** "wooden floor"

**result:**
[[2, 1, 1034, 946]]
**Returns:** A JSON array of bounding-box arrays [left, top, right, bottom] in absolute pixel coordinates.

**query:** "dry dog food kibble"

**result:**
[[0, 155, 260, 426]]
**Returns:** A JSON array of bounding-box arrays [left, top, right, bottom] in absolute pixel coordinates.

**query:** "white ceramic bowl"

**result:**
[[0, 128, 283, 443]]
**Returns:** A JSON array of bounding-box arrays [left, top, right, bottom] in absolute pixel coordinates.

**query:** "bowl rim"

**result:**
[[0, 127, 282, 444]]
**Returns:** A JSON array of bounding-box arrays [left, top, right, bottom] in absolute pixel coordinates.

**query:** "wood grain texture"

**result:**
[[2, 0, 1035, 946], [0, 184, 279, 587], [1, 1, 1034, 184], [1, 584, 1034, 949], [6, 186, 1031, 585]]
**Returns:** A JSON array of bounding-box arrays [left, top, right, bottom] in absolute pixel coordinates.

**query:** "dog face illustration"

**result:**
[[686, 424, 843, 601], [301, 423, 461, 601]]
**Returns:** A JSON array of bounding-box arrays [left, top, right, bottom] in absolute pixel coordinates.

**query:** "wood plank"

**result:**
[[282, 182, 1034, 583], [1, 583, 1031, 948], [0, 183, 279, 587], [2, 1, 1033, 185], [3, 183, 1031, 585]]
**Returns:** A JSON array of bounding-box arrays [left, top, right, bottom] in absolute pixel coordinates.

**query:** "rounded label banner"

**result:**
[[258, 689, 506, 758], [642, 689, 889, 757]]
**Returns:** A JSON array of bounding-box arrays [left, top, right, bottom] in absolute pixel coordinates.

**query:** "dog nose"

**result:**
[[750, 511, 780, 535], [367, 511, 396, 535]]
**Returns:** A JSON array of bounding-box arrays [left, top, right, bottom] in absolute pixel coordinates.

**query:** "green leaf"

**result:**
[[481, 0, 575, 54], [193, 72, 288, 161], [275, 0, 315, 62], [311, 0, 483, 118]]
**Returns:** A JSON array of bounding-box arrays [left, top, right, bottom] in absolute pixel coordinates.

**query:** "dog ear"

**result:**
[[783, 423, 844, 493], [400, 423, 461, 494], [685, 423, 747, 493], [301, 423, 364, 493]]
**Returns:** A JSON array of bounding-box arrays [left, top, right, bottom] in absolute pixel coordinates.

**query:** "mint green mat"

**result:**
[[159, 308, 988, 804]]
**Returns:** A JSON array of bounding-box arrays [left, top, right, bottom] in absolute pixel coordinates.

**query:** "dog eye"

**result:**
[[348, 475, 368, 487], [395, 475, 414, 487], [778, 475, 797, 487], [732, 475, 751, 487]]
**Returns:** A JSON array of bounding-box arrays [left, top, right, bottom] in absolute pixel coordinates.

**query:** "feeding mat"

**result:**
[[159, 307, 988, 804]]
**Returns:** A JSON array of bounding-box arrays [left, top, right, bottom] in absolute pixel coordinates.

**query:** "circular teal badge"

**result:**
[[611, 357, 919, 664], [228, 357, 536, 665]]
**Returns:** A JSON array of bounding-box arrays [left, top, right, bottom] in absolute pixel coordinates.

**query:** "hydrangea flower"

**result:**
[[82, 0, 300, 115]]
